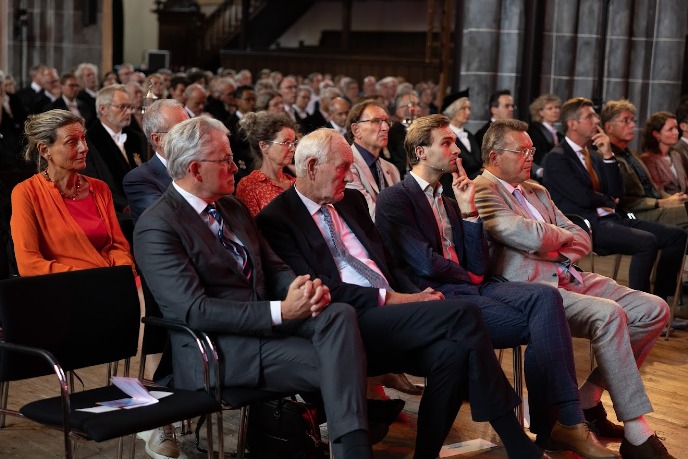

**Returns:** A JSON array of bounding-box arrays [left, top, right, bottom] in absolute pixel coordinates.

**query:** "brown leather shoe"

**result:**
[[550, 422, 620, 458]]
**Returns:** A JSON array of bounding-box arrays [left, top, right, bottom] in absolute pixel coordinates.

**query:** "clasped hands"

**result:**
[[282, 274, 331, 320]]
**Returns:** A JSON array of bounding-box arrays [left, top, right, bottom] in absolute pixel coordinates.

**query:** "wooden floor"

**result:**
[[1, 255, 687, 458]]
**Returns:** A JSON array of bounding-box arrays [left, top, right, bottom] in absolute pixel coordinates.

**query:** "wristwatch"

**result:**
[[461, 210, 479, 219]]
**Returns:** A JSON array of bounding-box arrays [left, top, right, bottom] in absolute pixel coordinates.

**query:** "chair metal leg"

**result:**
[[205, 411, 215, 459], [611, 254, 622, 280], [116, 436, 124, 459], [215, 410, 225, 458], [237, 406, 250, 459], [128, 432, 137, 459], [0, 381, 8, 428], [512, 346, 524, 428], [589, 341, 595, 372]]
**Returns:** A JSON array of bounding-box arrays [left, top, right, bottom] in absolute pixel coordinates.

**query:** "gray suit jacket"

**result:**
[[347, 143, 401, 218], [133, 185, 295, 390], [474, 171, 591, 286]]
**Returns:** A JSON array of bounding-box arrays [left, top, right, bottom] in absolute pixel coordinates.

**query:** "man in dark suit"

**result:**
[[0, 69, 30, 170], [83, 85, 145, 242], [134, 116, 373, 459], [123, 99, 189, 223], [47, 74, 95, 126], [374, 115, 616, 459], [542, 97, 686, 300], [75, 62, 99, 127], [256, 128, 547, 459], [475, 89, 515, 147]]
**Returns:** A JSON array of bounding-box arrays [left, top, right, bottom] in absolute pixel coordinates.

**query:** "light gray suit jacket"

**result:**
[[474, 171, 591, 287], [347, 143, 401, 218], [133, 186, 295, 390]]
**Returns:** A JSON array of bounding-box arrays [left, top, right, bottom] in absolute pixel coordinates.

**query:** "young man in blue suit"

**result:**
[[375, 114, 617, 459]]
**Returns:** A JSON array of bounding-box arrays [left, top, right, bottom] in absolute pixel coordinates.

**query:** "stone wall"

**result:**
[[459, 0, 688, 144], [6, 0, 103, 85]]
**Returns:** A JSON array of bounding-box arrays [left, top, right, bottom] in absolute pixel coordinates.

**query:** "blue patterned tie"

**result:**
[[205, 204, 252, 278], [320, 205, 391, 290]]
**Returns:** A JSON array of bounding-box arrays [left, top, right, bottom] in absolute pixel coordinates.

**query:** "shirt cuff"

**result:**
[[270, 301, 282, 325], [378, 289, 387, 306]]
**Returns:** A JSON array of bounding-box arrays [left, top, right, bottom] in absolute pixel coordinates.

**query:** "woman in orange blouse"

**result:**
[[235, 111, 297, 216], [10, 109, 135, 277]]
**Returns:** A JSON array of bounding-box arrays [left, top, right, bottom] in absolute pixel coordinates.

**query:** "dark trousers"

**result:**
[[434, 281, 580, 436], [356, 299, 519, 459], [593, 215, 687, 298]]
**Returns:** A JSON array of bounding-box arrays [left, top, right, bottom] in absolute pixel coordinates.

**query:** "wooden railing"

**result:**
[[199, 0, 266, 60]]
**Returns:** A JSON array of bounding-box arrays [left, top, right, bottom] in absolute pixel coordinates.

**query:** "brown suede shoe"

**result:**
[[550, 422, 620, 458], [619, 434, 676, 459]]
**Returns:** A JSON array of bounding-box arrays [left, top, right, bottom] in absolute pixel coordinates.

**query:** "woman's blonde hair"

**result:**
[[23, 109, 84, 171]]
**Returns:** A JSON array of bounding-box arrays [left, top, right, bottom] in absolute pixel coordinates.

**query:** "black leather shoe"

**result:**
[[619, 435, 676, 459], [583, 402, 625, 439], [367, 398, 405, 425]]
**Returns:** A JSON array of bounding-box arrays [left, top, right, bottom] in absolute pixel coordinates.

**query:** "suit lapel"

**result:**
[[561, 142, 593, 187], [352, 144, 380, 194], [521, 183, 555, 224], [403, 175, 444, 253]]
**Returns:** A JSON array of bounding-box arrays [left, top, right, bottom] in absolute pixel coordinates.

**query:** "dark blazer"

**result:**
[[48, 97, 96, 126], [528, 122, 562, 165], [387, 122, 410, 178], [83, 122, 145, 213], [123, 154, 172, 223], [134, 187, 295, 390], [256, 187, 419, 312], [455, 130, 482, 179], [0, 94, 30, 170], [542, 139, 624, 224], [474, 120, 492, 147], [375, 174, 489, 292], [15, 86, 49, 114]]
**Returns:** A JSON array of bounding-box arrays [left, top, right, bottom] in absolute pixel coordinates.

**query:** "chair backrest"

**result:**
[[0, 266, 140, 382]]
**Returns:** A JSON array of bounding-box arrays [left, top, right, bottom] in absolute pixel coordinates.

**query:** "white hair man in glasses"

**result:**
[[473, 119, 673, 459], [345, 100, 400, 218], [134, 116, 374, 459]]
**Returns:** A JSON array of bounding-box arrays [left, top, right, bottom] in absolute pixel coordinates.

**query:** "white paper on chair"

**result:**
[[76, 377, 172, 412], [439, 439, 497, 457]]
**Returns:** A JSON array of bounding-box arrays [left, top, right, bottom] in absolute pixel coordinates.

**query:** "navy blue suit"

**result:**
[[375, 174, 582, 436], [543, 140, 686, 298], [257, 187, 520, 458], [123, 154, 172, 224]]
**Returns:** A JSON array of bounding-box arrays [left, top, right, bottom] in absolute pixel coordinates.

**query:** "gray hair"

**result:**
[[142, 99, 185, 147], [74, 62, 98, 82], [443, 97, 469, 119], [165, 115, 228, 180], [95, 84, 127, 117], [294, 128, 339, 177]]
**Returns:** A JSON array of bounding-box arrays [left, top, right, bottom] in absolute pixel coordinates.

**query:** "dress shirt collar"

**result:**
[[85, 88, 98, 98], [681, 137, 688, 147], [329, 120, 346, 135], [293, 185, 323, 217], [448, 123, 465, 137], [172, 181, 210, 217], [409, 171, 443, 197], [101, 122, 123, 138], [354, 143, 378, 167], [31, 81, 42, 93], [564, 136, 583, 154], [155, 152, 167, 167], [235, 110, 244, 119], [482, 169, 520, 194]]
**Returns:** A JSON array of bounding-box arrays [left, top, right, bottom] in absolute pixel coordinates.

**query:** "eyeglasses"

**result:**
[[267, 139, 298, 149], [356, 118, 390, 128], [198, 156, 235, 166], [495, 147, 536, 160], [615, 117, 636, 125], [109, 104, 135, 112]]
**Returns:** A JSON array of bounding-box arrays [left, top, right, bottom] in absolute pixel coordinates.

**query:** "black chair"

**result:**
[[0, 266, 220, 459], [138, 275, 304, 459]]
